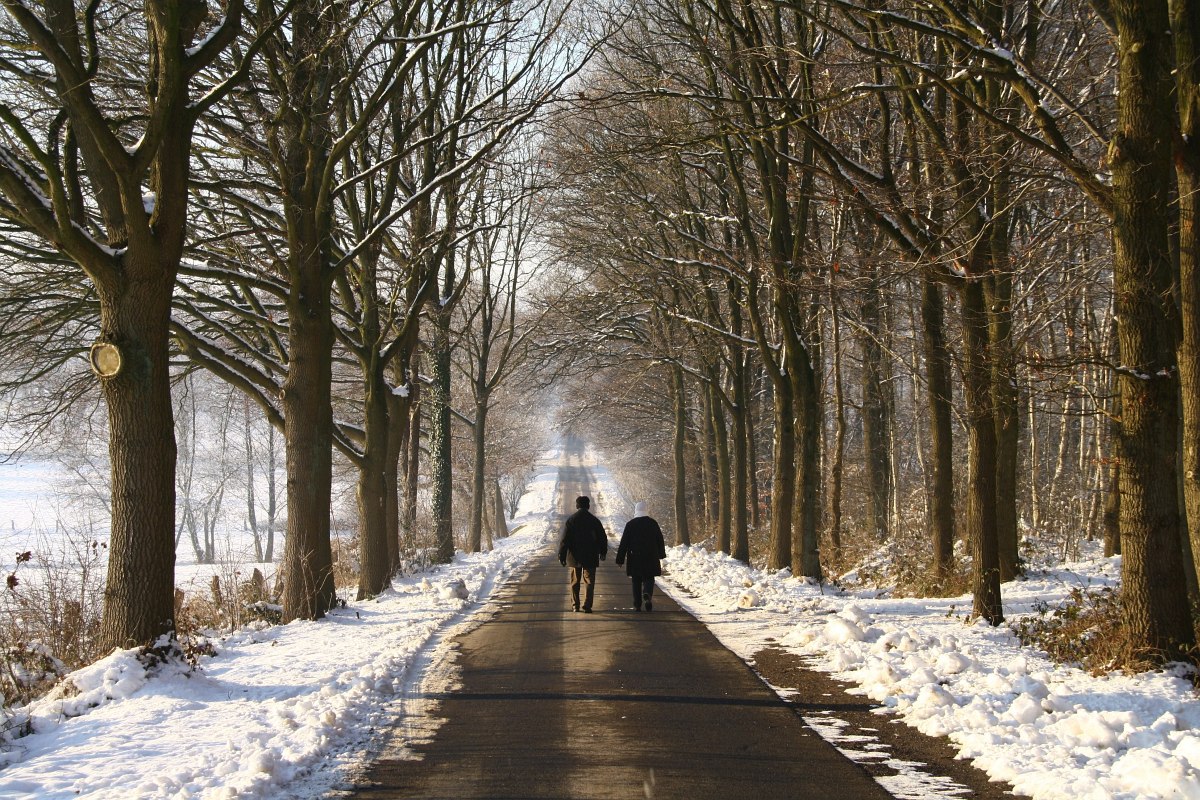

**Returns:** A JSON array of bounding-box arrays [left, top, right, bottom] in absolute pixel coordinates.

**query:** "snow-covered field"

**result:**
[[1, 447, 1199, 799]]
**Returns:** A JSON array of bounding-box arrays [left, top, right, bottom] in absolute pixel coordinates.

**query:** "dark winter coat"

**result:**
[[616, 516, 666, 577], [558, 509, 608, 569]]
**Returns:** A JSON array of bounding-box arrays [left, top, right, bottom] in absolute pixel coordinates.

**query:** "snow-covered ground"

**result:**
[[1, 448, 1199, 799], [585, 464, 1200, 800], [658, 546, 1200, 800], [0, 453, 565, 800]]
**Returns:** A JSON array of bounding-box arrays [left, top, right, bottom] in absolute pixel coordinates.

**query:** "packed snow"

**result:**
[[1, 447, 1199, 799]]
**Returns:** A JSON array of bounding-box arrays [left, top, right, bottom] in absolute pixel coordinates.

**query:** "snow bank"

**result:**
[[661, 544, 1200, 800], [0, 453, 564, 799]]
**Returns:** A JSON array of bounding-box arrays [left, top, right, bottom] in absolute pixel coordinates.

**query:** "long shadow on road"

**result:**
[[348, 559, 894, 798]]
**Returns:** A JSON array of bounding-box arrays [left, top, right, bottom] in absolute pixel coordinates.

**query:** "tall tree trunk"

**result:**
[[405, 382, 422, 551], [356, 357, 392, 599], [745, 369, 761, 532], [828, 280, 846, 564], [731, 357, 752, 563], [962, 277, 1003, 624], [281, 274, 337, 621], [792, 347, 822, 580], [4, 0, 242, 650], [671, 365, 692, 546], [429, 303, 455, 563], [922, 277, 956, 580], [768, 375, 796, 571], [861, 277, 892, 540], [699, 381, 719, 532], [266, 423, 278, 563], [274, 0, 342, 623], [492, 477, 509, 540], [98, 279, 178, 649], [1171, 0, 1200, 607], [1112, 0, 1196, 660], [988, 206, 1021, 582], [710, 379, 734, 555], [386, 389, 406, 573], [468, 400, 489, 553]]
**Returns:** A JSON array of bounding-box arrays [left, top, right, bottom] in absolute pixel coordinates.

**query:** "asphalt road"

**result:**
[[345, 442, 898, 800]]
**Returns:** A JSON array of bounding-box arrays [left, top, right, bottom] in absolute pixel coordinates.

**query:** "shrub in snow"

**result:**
[[0, 642, 65, 708], [1008, 586, 1145, 673]]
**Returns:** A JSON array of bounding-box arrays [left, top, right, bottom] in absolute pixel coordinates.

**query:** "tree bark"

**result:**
[[671, 365, 692, 546], [356, 356, 392, 599], [988, 217, 1021, 582], [731, 354, 752, 563], [97, 276, 178, 649], [922, 277, 956, 580], [386, 389, 406, 573], [828, 279, 847, 564], [468, 401, 489, 553], [280, 273, 337, 621], [492, 477, 509, 540], [962, 277, 1003, 624], [1112, 0, 1196, 660], [429, 302, 456, 563], [1171, 0, 1200, 607], [709, 378, 734, 555], [861, 277, 892, 541], [792, 345, 822, 580], [768, 374, 796, 571], [273, 0, 342, 622]]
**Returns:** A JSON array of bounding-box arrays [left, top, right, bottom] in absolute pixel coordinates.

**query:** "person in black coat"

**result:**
[[558, 495, 608, 612], [615, 501, 666, 611]]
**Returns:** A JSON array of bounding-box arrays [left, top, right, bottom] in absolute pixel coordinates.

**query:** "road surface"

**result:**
[[344, 440, 992, 799]]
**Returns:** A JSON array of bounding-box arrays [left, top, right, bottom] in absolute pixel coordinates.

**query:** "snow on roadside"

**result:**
[[659, 544, 1200, 800], [0, 455, 562, 800]]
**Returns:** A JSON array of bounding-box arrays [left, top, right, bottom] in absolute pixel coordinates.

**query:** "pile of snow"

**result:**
[[0, 452, 564, 800], [660, 544, 1200, 800]]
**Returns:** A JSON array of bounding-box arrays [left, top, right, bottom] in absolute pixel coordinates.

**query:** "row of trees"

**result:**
[[0, 0, 582, 652], [542, 0, 1198, 663]]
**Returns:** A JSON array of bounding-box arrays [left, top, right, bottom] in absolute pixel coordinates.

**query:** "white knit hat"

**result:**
[[633, 501, 647, 518]]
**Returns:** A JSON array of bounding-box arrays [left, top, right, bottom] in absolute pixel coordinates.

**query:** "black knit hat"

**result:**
[[576, 495, 590, 509]]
